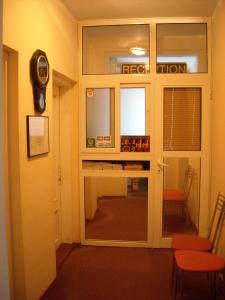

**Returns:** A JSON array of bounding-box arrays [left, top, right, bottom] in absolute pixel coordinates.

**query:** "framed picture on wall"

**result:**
[[26, 115, 49, 157]]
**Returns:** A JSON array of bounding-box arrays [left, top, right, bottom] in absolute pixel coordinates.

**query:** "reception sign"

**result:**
[[121, 63, 187, 74]]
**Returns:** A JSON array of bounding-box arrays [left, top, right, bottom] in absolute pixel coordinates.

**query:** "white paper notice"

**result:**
[[29, 117, 45, 136]]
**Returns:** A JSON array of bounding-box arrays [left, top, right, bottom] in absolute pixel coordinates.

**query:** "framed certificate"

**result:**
[[26, 115, 49, 157]]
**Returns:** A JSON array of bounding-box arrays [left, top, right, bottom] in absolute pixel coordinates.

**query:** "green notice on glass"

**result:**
[[86, 138, 95, 148]]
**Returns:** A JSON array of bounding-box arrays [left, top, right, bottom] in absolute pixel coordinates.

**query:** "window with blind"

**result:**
[[163, 88, 201, 151]]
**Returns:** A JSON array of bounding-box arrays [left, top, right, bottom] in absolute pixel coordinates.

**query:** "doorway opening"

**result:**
[[52, 71, 76, 267]]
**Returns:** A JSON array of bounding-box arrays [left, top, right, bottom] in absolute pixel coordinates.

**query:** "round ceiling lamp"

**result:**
[[130, 47, 146, 56]]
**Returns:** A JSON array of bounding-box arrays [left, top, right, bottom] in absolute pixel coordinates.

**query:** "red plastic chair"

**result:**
[[174, 250, 225, 300], [173, 203, 225, 299], [163, 165, 194, 222], [170, 192, 225, 294]]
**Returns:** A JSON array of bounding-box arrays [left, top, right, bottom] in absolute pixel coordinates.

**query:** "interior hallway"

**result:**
[[1, 1, 225, 300]]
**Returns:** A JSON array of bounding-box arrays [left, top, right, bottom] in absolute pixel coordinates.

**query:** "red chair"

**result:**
[[163, 165, 194, 222], [174, 250, 225, 300], [173, 202, 225, 299], [170, 192, 225, 293]]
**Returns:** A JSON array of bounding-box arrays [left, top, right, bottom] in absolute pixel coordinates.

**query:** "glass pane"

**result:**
[[84, 177, 148, 241], [162, 157, 200, 237], [86, 88, 115, 148], [163, 88, 201, 151], [157, 23, 207, 73], [120, 88, 146, 135], [83, 25, 150, 75]]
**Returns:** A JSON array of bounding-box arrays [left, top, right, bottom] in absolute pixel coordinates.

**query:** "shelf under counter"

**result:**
[[81, 159, 151, 172], [80, 151, 153, 160]]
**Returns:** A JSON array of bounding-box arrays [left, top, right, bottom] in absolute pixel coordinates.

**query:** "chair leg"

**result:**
[[171, 252, 175, 295], [213, 273, 217, 300], [180, 271, 184, 300], [210, 272, 213, 294], [210, 272, 217, 300], [174, 268, 184, 300], [175, 270, 219, 300], [174, 264, 178, 300], [182, 202, 187, 222]]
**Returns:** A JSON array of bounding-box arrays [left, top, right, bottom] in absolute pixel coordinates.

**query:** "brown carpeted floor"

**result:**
[[85, 196, 148, 241], [41, 245, 224, 300], [85, 196, 197, 241], [163, 215, 198, 237], [56, 243, 74, 269]]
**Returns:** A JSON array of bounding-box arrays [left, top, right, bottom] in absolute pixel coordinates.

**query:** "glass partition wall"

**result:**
[[157, 23, 207, 73], [79, 20, 210, 247], [83, 24, 150, 75]]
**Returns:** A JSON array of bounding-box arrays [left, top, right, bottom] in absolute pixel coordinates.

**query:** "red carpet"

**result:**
[[85, 196, 148, 241], [56, 243, 74, 269], [41, 245, 225, 300], [85, 195, 197, 241], [42, 246, 172, 300], [163, 202, 198, 237]]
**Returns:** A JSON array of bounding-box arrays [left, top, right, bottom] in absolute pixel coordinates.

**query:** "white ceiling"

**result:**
[[61, 0, 218, 21]]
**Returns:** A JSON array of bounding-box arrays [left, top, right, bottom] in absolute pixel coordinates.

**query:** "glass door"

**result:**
[[154, 84, 210, 248], [82, 174, 150, 243]]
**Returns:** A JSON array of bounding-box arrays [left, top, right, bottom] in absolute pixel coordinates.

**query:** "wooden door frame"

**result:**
[[52, 84, 62, 249], [52, 70, 78, 244]]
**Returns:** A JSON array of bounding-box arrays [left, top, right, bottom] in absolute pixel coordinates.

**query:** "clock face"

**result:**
[[37, 55, 49, 86]]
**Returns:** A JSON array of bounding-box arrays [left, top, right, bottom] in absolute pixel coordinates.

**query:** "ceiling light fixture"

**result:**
[[130, 47, 146, 56]]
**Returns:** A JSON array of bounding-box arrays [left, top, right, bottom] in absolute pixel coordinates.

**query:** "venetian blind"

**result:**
[[163, 88, 201, 151]]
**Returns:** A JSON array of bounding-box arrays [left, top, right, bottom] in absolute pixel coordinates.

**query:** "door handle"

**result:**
[[157, 159, 169, 168]]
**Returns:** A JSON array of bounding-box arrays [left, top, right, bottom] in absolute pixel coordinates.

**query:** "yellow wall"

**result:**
[[0, 0, 11, 298], [211, 0, 225, 257], [3, 0, 78, 299]]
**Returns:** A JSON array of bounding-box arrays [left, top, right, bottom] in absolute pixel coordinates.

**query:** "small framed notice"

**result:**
[[26, 115, 49, 157], [96, 135, 112, 148]]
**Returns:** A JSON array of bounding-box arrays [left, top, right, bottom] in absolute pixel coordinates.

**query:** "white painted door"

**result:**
[[53, 85, 62, 249]]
